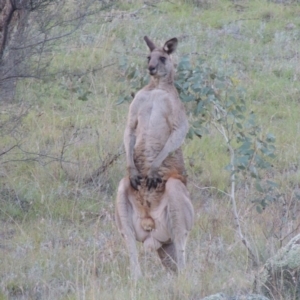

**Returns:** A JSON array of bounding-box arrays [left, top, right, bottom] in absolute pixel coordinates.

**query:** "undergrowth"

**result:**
[[1, 0, 300, 299]]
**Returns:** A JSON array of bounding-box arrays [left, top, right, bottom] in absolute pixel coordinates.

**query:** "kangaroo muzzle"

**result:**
[[148, 65, 157, 75]]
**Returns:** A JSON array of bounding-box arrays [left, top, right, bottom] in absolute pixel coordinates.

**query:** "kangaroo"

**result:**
[[115, 36, 194, 279]]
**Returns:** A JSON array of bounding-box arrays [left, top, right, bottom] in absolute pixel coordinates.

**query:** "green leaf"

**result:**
[[224, 164, 233, 171], [265, 195, 274, 202], [256, 205, 263, 214], [266, 133, 276, 143], [261, 145, 275, 157], [187, 127, 194, 139], [183, 82, 190, 89], [236, 114, 245, 120], [192, 82, 202, 92], [237, 141, 252, 154], [229, 96, 236, 103], [126, 69, 136, 80], [236, 105, 243, 112], [178, 56, 191, 71], [192, 120, 203, 127], [194, 129, 202, 138], [266, 180, 278, 187], [181, 93, 195, 102], [255, 181, 264, 193], [215, 82, 226, 89], [118, 56, 128, 70], [255, 155, 271, 169], [201, 87, 211, 96], [116, 96, 125, 105], [249, 165, 258, 178], [78, 90, 91, 101], [236, 122, 243, 129], [196, 101, 204, 114], [261, 199, 267, 208], [116, 95, 131, 105], [235, 156, 249, 168]]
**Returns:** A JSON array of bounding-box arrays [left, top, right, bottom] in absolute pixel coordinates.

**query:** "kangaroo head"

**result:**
[[144, 36, 178, 78]]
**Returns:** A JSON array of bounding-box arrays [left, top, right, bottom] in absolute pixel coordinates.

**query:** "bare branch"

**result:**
[[0, 144, 79, 166], [0, 0, 117, 101], [0, 144, 19, 157], [191, 182, 231, 197], [84, 148, 125, 184]]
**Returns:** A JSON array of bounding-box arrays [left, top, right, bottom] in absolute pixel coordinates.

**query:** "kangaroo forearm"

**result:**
[[152, 134, 185, 168], [152, 119, 188, 168], [125, 133, 137, 169], [153, 146, 177, 169]]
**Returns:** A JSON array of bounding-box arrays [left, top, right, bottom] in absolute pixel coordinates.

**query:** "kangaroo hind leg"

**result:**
[[115, 177, 142, 280], [165, 178, 194, 272], [157, 242, 177, 273]]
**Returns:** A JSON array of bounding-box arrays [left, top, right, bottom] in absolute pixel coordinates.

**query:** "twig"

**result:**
[[0, 63, 116, 82], [279, 190, 300, 246], [279, 222, 300, 245], [191, 182, 230, 197], [227, 18, 260, 25], [0, 144, 19, 157], [103, 5, 148, 18], [212, 121, 258, 267], [84, 148, 125, 184], [0, 145, 78, 166], [50, 63, 116, 78]]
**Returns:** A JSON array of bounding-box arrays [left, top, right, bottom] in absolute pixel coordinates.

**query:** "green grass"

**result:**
[[1, 0, 300, 299]]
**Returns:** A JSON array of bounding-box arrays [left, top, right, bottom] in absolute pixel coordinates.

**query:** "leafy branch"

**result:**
[[176, 56, 277, 265]]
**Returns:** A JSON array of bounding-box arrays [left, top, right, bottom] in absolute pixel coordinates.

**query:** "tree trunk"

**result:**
[[1, 0, 18, 101], [0, 0, 29, 102]]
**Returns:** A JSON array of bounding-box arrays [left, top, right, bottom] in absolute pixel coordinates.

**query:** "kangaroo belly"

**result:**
[[133, 147, 186, 182], [129, 147, 187, 235]]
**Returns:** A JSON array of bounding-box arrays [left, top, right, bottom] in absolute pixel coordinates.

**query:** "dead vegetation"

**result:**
[[1, 0, 300, 299]]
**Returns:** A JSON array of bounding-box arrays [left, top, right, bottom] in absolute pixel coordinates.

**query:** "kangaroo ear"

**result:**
[[163, 38, 178, 54], [144, 36, 156, 51]]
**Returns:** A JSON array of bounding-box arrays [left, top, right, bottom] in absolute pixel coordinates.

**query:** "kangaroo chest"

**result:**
[[136, 93, 172, 130]]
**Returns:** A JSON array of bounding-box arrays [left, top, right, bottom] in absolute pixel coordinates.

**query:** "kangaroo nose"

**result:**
[[148, 66, 156, 75]]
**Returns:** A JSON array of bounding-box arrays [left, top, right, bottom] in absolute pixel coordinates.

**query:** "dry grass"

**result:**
[[1, 0, 300, 299]]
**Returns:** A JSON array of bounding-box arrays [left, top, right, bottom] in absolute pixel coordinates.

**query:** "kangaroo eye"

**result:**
[[160, 57, 166, 63], [147, 56, 150, 62]]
